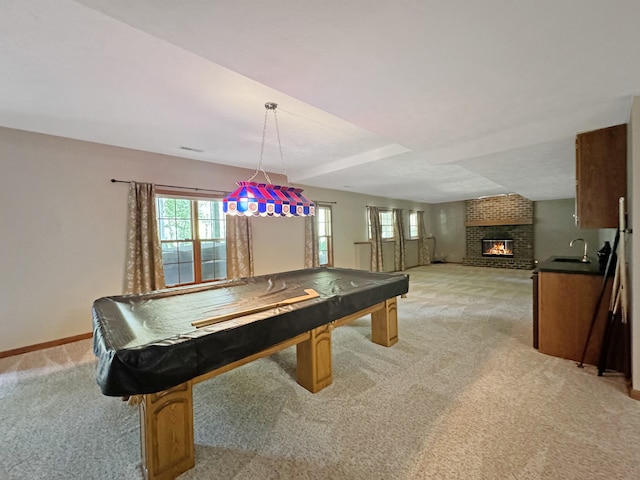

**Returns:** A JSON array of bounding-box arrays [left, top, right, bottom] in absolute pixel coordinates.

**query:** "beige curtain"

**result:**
[[393, 208, 406, 271], [304, 215, 319, 268], [417, 210, 431, 265], [226, 215, 254, 278], [125, 182, 165, 294], [368, 206, 383, 272]]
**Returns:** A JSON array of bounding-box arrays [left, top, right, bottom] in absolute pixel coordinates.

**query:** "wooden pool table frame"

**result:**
[[138, 297, 399, 480]]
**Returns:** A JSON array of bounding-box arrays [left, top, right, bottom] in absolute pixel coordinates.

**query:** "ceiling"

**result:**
[[2, 1, 639, 204]]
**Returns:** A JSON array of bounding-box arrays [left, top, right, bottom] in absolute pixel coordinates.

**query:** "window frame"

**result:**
[[409, 211, 419, 239], [155, 189, 227, 287], [368, 208, 396, 241], [316, 204, 334, 267]]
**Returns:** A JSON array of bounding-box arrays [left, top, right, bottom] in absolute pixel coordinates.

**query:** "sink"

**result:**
[[552, 257, 591, 263]]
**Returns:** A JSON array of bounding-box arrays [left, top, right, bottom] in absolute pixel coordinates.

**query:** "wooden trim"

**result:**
[[356, 238, 397, 244], [331, 302, 385, 329], [193, 332, 311, 385], [465, 218, 533, 227], [155, 188, 224, 200], [0, 332, 93, 359], [630, 387, 640, 401]]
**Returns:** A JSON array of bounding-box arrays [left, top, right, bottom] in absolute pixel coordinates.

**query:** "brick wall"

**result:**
[[463, 195, 534, 270], [465, 194, 534, 224]]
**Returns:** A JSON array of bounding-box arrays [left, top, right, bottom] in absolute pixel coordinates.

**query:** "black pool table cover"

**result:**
[[92, 267, 409, 396]]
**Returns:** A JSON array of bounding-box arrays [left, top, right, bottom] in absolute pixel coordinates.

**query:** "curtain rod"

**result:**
[[112, 179, 338, 204], [110, 178, 228, 194]]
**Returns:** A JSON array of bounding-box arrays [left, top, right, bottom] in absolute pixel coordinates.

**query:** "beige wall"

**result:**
[[533, 199, 605, 263], [287, 186, 430, 273], [0, 127, 429, 352], [428, 201, 466, 263]]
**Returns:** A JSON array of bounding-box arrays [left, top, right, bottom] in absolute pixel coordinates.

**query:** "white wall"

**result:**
[[0, 127, 430, 352]]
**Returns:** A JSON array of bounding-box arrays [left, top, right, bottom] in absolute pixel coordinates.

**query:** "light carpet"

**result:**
[[1, 264, 638, 479]]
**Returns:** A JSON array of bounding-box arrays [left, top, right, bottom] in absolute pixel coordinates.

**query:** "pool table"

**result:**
[[92, 267, 409, 480]]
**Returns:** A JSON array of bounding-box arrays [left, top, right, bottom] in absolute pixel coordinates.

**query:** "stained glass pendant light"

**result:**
[[223, 102, 315, 217]]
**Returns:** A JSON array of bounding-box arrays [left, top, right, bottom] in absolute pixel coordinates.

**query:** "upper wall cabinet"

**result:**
[[575, 124, 627, 229]]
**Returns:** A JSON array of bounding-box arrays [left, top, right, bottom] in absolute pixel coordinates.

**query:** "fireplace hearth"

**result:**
[[482, 238, 513, 257]]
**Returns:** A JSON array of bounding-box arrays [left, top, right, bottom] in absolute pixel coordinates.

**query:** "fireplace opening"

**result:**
[[482, 238, 514, 257]]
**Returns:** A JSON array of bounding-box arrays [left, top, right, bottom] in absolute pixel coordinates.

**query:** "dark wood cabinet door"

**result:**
[[575, 124, 627, 228]]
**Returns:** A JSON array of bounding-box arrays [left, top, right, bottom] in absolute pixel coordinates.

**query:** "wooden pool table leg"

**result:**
[[371, 297, 398, 347], [296, 323, 333, 393], [139, 381, 195, 480]]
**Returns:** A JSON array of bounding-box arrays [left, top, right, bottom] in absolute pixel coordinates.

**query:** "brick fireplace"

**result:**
[[463, 194, 534, 270]]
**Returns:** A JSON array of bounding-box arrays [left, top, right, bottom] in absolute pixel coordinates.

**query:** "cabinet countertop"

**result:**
[[535, 256, 603, 275]]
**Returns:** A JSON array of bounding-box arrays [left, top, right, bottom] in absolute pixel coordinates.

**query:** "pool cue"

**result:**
[[597, 197, 628, 376], [192, 288, 320, 328], [576, 228, 619, 368], [598, 274, 623, 375]]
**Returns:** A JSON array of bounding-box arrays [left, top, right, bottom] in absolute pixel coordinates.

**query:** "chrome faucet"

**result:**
[[570, 238, 589, 262]]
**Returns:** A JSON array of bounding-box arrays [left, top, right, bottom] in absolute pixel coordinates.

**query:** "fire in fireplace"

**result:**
[[482, 238, 514, 257]]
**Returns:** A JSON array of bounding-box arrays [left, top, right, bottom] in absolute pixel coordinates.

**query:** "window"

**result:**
[[409, 212, 419, 239], [156, 194, 226, 286], [380, 210, 394, 239], [369, 209, 395, 240], [317, 205, 333, 266]]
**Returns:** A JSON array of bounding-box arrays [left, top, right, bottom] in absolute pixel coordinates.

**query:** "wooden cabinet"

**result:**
[[575, 124, 627, 228]]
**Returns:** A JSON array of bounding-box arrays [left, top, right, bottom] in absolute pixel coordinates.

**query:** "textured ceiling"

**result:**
[[1, 0, 639, 203]]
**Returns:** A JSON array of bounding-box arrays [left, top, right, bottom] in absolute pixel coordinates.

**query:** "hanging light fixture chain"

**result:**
[[222, 101, 315, 217], [249, 103, 274, 184], [271, 105, 289, 184]]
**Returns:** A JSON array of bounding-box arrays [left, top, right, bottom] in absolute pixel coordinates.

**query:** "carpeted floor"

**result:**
[[1, 264, 638, 479]]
